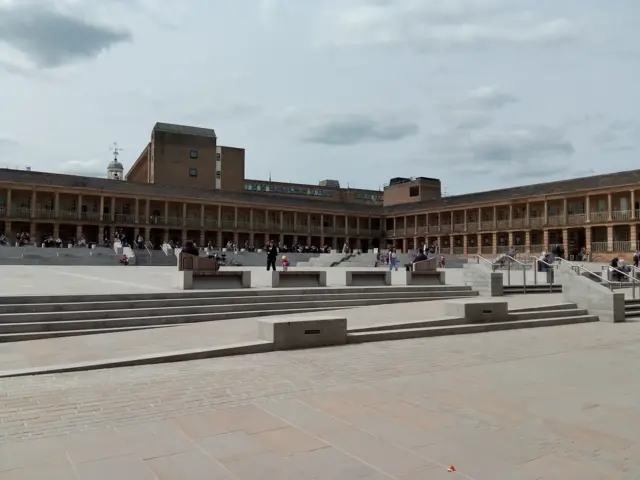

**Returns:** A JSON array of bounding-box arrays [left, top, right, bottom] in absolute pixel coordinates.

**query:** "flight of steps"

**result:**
[[348, 302, 597, 342], [0, 285, 479, 342], [504, 284, 562, 294], [624, 299, 640, 319]]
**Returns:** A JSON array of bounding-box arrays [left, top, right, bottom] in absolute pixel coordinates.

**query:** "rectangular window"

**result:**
[[189, 168, 198, 177], [409, 186, 419, 197], [216, 171, 221, 179], [216, 153, 221, 161], [189, 150, 198, 159]]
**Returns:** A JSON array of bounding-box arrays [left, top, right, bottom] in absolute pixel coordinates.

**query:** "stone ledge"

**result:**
[[346, 271, 391, 286], [176, 270, 252, 289], [271, 271, 327, 288], [258, 316, 347, 350], [406, 271, 445, 285]]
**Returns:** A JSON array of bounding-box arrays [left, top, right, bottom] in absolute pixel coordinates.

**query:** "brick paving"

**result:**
[[2, 321, 640, 478]]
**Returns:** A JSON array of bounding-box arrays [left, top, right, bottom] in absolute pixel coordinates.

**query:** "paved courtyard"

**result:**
[[2, 320, 640, 479]]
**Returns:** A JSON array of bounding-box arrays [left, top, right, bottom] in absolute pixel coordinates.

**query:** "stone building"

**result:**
[[0, 122, 637, 258]]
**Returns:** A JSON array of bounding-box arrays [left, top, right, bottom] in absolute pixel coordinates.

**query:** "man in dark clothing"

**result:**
[[182, 240, 199, 256], [266, 240, 278, 271]]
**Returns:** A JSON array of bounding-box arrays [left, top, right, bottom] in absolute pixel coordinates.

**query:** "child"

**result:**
[[439, 254, 445, 268], [281, 255, 289, 271], [120, 254, 129, 266]]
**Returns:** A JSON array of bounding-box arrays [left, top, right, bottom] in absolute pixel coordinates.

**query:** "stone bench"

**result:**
[[258, 316, 347, 350], [444, 298, 508, 323], [346, 271, 391, 286], [271, 271, 326, 288], [406, 270, 446, 285], [176, 270, 251, 290]]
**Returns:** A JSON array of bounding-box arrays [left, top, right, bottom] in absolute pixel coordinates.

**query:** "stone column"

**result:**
[[182, 203, 187, 227], [585, 195, 590, 223], [134, 198, 139, 224], [307, 213, 311, 236], [234, 206, 239, 229], [99, 225, 104, 243], [182, 229, 188, 245], [492, 205, 497, 229], [477, 208, 482, 231], [508, 231, 513, 247], [463, 234, 468, 255], [320, 214, 324, 237], [562, 228, 569, 257], [492, 232, 497, 255], [632, 190, 636, 219], [413, 236, 418, 251], [607, 193, 612, 221], [30, 190, 37, 219], [543, 230, 549, 251], [463, 210, 467, 231], [76, 225, 82, 241], [199, 231, 205, 246], [402, 238, 408, 252], [508, 205, 513, 229], [631, 224, 637, 251], [4, 221, 11, 238], [585, 226, 592, 253], [249, 208, 254, 230], [99, 196, 105, 221], [525, 231, 531, 253], [393, 217, 397, 236], [449, 235, 454, 255], [525, 202, 530, 228], [77, 194, 83, 221], [217, 230, 223, 248], [345, 215, 349, 236], [218, 205, 223, 230], [200, 204, 205, 228], [477, 233, 482, 254], [111, 197, 116, 222], [543, 201, 548, 225], [563, 198, 568, 224], [5, 189, 11, 216], [164, 229, 170, 243], [293, 212, 297, 233], [607, 225, 614, 252]]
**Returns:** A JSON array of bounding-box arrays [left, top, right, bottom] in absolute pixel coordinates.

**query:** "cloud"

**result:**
[[440, 86, 517, 130], [0, 3, 131, 69], [57, 159, 106, 178], [427, 125, 575, 172], [319, 0, 578, 51], [295, 113, 419, 145]]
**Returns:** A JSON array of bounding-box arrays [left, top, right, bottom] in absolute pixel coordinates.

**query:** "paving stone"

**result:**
[[74, 454, 158, 480], [145, 450, 234, 479]]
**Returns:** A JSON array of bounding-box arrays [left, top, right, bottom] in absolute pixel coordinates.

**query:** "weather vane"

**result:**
[[110, 142, 122, 160]]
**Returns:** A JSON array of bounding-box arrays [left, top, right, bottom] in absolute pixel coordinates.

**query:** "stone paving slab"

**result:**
[[0, 294, 564, 373], [2, 321, 640, 478]]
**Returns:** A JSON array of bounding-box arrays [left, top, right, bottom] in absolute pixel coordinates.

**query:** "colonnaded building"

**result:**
[[0, 122, 638, 258]]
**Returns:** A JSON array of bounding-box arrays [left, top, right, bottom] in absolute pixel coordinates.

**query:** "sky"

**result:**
[[0, 0, 638, 195]]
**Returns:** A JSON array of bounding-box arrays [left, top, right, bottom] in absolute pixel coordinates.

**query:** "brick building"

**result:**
[[0, 122, 638, 257]]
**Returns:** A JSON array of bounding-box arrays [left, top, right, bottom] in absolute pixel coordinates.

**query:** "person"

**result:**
[[413, 249, 427, 263], [388, 247, 398, 271], [281, 255, 289, 272], [182, 240, 199, 256], [266, 240, 278, 271], [120, 254, 129, 266], [634, 250, 639, 268]]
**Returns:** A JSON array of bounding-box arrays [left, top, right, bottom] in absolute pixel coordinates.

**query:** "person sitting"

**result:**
[[413, 249, 428, 263], [120, 254, 129, 266], [182, 240, 199, 256]]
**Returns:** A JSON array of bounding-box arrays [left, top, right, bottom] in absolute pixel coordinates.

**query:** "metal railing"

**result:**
[[501, 255, 530, 291], [532, 258, 557, 292], [144, 240, 153, 263], [562, 259, 617, 291], [600, 265, 640, 298], [474, 254, 496, 270]]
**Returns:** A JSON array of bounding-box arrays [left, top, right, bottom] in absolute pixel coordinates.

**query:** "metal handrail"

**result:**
[[502, 255, 529, 292], [533, 258, 558, 292], [474, 254, 496, 269], [601, 265, 639, 299], [566, 262, 617, 291]]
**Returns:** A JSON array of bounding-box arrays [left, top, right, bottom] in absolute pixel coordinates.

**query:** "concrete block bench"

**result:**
[[258, 316, 347, 350], [444, 298, 508, 323], [271, 271, 326, 288], [176, 270, 251, 290], [346, 270, 391, 286], [406, 270, 446, 285]]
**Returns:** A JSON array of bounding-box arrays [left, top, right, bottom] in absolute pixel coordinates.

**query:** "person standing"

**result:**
[[388, 247, 398, 271], [266, 240, 278, 271]]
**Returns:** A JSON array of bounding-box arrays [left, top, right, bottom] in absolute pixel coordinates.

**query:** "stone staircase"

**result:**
[[347, 302, 597, 342], [504, 284, 562, 294], [624, 299, 640, 319], [0, 285, 479, 342]]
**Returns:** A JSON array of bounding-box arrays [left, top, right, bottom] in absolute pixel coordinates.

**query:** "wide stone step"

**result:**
[[347, 315, 599, 343], [0, 290, 477, 314], [0, 285, 474, 305], [0, 324, 181, 342], [507, 309, 589, 321], [0, 295, 475, 323], [504, 285, 562, 294], [0, 306, 353, 339]]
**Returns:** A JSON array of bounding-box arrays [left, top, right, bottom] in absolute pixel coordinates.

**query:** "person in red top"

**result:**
[[281, 255, 290, 271]]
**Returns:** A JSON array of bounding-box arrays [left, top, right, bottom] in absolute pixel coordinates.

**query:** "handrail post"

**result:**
[[534, 259, 538, 285], [523, 261, 527, 294], [507, 257, 511, 286]]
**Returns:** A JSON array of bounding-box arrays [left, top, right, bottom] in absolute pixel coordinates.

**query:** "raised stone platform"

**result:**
[[270, 270, 327, 288], [406, 270, 445, 285], [176, 270, 252, 289], [258, 316, 347, 349], [346, 270, 391, 286], [444, 298, 509, 323]]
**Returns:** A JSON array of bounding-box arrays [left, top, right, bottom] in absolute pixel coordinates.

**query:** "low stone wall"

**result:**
[[462, 263, 503, 296], [558, 263, 625, 323], [270, 271, 327, 288], [346, 271, 391, 286]]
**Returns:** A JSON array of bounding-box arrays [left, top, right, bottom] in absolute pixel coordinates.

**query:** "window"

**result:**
[[216, 171, 221, 179], [216, 153, 221, 161], [189, 150, 198, 159], [189, 168, 198, 177], [409, 186, 420, 197]]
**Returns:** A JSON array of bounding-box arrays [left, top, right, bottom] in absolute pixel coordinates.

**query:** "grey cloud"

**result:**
[[0, 4, 132, 68], [440, 86, 516, 130], [428, 125, 575, 165], [460, 86, 518, 110], [299, 114, 419, 146], [57, 159, 106, 178]]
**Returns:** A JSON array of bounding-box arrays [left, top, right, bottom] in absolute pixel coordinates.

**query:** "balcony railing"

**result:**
[[530, 244, 544, 252], [267, 222, 281, 231], [310, 225, 321, 234], [417, 226, 427, 236], [427, 225, 439, 234], [481, 221, 493, 230], [590, 242, 608, 253], [166, 216, 183, 227], [590, 212, 607, 223], [529, 217, 543, 228], [481, 245, 493, 254], [81, 212, 101, 222], [546, 215, 564, 226], [453, 223, 465, 232], [221, 220, 235, 229], [496, 220, 508, 230], [612, 210, 632, 221], [466, 222, 478, 232], [114, 214, 136, 224], [511, 218, 524, 229], [393, 228, 405, 236], [467, 246, 478, 254], [203, 218, 218, 229], [12, 207, 31, 218], [453, 246, 464, 254], [36, 208, 55, 220], [148, 216, 165, 225], [567, 214, 585, 225], [237, 221, 252, 230], [613, 241, 631, 252], [440, 224, 451, 234], [185, 217, 201, 228]]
